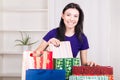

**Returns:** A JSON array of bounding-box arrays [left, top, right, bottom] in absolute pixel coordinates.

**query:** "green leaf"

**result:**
[[15, 32, 38, 46]]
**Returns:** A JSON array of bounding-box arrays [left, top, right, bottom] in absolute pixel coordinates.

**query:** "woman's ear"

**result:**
[[61, 13, 64, 19]]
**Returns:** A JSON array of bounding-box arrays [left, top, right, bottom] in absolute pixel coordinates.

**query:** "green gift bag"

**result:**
[[54, 58, 80, 80]]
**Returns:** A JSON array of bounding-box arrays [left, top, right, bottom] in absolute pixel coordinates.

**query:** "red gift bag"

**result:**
[[32, 51, 53, 69]]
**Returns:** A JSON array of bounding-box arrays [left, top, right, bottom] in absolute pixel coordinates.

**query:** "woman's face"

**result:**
[[62, 8, 79, 29]]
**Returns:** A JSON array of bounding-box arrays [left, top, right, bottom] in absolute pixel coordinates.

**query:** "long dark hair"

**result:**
[[56, 3, 84, 42]]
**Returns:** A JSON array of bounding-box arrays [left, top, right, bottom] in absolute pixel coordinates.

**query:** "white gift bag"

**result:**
[[47, 41, 73, 58], [21, 51, 34, 80]]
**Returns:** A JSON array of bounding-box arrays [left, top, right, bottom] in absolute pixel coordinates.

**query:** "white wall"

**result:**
[[2, 55, 22, 74], [110, 0, 120, 80], [0, 0, 3, 74], [0, 0, 3, 49]]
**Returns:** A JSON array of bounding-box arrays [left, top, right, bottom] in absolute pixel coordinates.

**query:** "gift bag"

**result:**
[[26, 69, 66, 80], [22, 51, 33, 80], [21, 51, 53, 80], [54, 58, 80, 80], [32, 51, 53, 69], [47, 41, 73, 58]]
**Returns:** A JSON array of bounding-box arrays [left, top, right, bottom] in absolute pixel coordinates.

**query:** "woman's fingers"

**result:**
[[87, 61, 98, 67], [48, 38, 60, 47]]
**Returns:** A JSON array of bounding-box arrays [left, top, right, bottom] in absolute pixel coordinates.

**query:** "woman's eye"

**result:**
[[67, 14, 70, 16], [74, 15, 78, 18]]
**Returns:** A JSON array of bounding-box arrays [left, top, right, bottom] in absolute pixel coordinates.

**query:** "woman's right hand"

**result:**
[[48, 38, 60, 47]]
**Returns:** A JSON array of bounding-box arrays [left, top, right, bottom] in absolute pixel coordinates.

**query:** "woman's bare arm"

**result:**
[[80, 50, 97, 66], [35, 38, 60, 53], [80, 50, 88, 66], [35, 40, 49, 53]]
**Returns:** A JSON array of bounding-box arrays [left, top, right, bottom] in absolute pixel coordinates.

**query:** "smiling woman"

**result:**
[[35, 3, 97, 67]]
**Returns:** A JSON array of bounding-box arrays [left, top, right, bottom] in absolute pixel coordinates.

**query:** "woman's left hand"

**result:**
[[86, 61, 98, 67]]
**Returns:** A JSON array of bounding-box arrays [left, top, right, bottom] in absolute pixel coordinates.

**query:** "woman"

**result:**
[[35, 3, 97, 66]]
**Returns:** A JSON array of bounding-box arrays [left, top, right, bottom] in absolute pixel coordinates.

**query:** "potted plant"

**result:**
[[15, 31, 38, 51]]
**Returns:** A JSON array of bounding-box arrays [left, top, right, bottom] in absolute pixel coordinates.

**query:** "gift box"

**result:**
[[69, 75, 109, 80], [72, 66, 113, 75], [26, 69, 66, 80], [72, 66, 113, 80], [54, 58, 80, 80]]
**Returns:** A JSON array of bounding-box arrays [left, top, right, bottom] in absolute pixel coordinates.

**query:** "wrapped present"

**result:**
[[72, 66, 113, 75], [69, 75, 109, 80], [108, 75, 114, 80], [72, 66, 114, 80], [54, 58, 80, 80], [26, 69, 66, 80]]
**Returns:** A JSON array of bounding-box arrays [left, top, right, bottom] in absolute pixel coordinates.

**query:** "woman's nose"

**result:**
[[70, 16, 74, 21]]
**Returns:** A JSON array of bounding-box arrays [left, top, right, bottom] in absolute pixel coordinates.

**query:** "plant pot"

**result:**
[[22, 45, 31, 51]]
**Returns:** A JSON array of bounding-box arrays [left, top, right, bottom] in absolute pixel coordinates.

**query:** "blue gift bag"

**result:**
[[26, 69, 66, 80]]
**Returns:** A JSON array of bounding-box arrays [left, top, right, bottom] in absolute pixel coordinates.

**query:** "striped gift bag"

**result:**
[[47, 41, 73, 58]]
